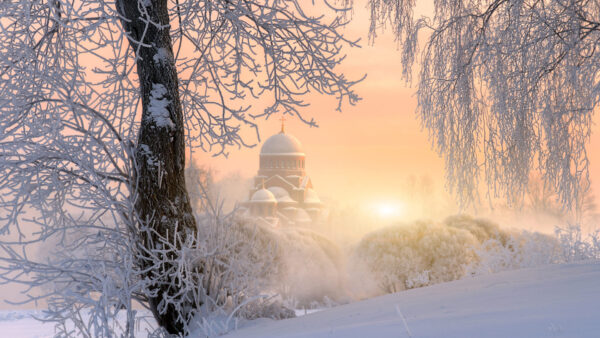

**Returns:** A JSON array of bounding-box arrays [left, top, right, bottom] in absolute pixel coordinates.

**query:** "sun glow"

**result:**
[[373, 201, 405, 219]]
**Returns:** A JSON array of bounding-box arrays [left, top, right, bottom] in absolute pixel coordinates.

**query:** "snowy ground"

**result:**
[[226, 262, 600, 338], [1, 262, 599, 337]]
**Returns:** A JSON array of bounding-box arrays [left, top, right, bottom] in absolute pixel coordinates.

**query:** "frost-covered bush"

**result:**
[[191, 214, 284, 320], [468, 231, 560, 275], [18, 204, 293, 337], [555, 224, 600, 262], [274, 227, 346, 307], [354, 214, 600, 296], [468, 223, 600, 276], [179, 213, 299, 337], [353, 220, 480, 293], [352, 215, 568, 294], [445, 214, 510, 244], [197, 213, 346, 311]]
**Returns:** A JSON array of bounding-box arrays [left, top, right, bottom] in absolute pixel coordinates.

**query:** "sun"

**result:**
[[373, 201, 405, 219]]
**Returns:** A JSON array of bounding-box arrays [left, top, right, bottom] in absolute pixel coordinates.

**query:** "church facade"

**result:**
[[242, 125, 323, 226]]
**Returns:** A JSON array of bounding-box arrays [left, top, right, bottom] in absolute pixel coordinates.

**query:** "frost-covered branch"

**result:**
[[0, 0, 360, 335], [367, 0, 600, 212]]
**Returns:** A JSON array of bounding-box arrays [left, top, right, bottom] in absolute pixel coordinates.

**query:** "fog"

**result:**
[[190, 166, 596, 311]]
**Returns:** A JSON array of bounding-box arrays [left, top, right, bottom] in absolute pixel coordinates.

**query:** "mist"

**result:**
[[187, 164, 598, 313]]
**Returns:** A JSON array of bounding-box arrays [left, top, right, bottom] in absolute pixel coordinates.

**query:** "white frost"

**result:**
[[148, 83, 174, 129], [153, 48, 169, 65]]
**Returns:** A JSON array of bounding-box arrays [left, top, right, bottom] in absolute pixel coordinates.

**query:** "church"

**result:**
[[241, 122, 323, 226]]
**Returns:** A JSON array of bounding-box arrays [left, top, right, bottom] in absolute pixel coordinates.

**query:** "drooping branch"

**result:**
[[367, 0, 600, 212]]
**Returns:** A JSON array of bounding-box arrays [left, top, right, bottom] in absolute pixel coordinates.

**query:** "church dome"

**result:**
[[251, 188, 277, 203], [260, 132, 304, 156], [268, 186, 296, 203]]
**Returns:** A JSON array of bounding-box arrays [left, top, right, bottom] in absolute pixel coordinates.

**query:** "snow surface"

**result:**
[[148, 83, 174, 129], [1, 262, 598, 337], [0, 311, 51, 338], [225, 262, 600, 338], [153, 48, 170, 65], [0, 309, 156, 338]]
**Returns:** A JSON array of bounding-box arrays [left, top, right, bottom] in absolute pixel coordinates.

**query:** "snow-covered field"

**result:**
[[2, 262, 598, 337], [0, 310, 53, 338], [0, 309, 158, 338], [226, 262, 600, 338]]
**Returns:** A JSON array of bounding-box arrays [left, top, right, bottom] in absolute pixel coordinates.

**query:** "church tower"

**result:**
[[244, 121, 323, 226]]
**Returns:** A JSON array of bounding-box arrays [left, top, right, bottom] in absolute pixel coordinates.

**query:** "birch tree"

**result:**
[[0, 0, 359, 335], [367, 0, 600, 211]]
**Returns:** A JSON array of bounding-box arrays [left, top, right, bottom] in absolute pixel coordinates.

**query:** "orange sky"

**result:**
[[198, 3, 446, 208], [198, 2, 600, 217]]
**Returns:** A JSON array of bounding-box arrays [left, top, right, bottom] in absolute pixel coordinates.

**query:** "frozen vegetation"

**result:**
[[185, 211, 600, 337], [1, 220, 599, 337]]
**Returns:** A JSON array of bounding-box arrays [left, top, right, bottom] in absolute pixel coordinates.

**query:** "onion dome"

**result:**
[[251, 188, 277, 203], [260, 132, 304, 156], [267, 186, 296, 203]]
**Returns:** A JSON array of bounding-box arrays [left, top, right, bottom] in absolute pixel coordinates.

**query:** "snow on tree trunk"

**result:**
[[116, 0, 196, 334], [0, 1, 361, 335]]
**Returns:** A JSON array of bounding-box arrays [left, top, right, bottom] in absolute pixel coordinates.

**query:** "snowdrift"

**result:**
[[224, 262, 600, 338]]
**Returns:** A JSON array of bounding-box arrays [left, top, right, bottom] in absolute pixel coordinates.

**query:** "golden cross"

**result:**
[[279, 115, 287, 133]]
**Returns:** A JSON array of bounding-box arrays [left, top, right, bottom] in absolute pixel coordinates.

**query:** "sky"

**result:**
[[200, 2, 446, 209], [198, 1, 600, 225]]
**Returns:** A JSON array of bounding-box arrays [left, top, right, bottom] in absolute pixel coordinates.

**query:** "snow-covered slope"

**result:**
[[225, 262, 600, 338], [1, 262, 598, 337]]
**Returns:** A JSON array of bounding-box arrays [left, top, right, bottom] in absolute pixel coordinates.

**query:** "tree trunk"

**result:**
[[116, 0, 196, 334]]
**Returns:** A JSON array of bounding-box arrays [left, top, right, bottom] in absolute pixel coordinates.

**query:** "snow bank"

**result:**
[[224, 262, 600, 338], [4, 263, 600, 337]]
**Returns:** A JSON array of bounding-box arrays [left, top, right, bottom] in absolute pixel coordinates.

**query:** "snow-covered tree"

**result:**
[[0, 0, 359, 335], [367, 0, 600, 211]]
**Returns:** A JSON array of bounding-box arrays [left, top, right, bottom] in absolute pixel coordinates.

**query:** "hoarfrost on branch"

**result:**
[[367, 0, 600, 211], [0, 0, 360, 336]]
